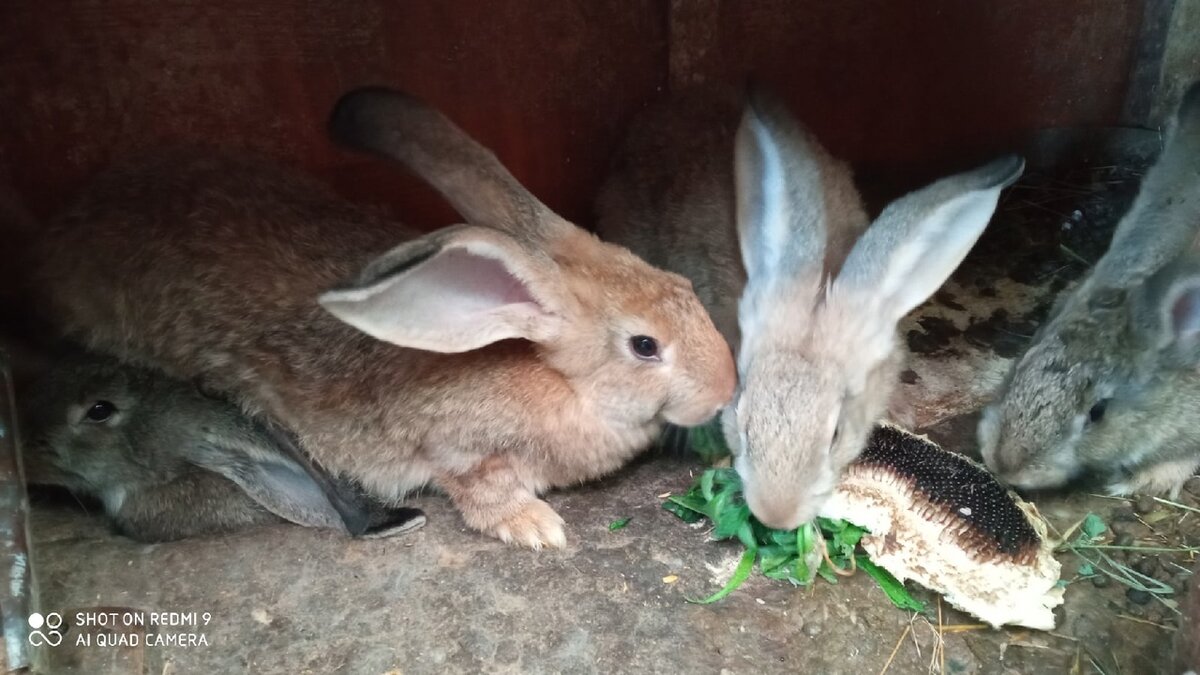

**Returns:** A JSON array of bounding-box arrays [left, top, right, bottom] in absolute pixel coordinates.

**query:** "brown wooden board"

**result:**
[[0, 1, 1151, 234], [0, 0, 667, 229]]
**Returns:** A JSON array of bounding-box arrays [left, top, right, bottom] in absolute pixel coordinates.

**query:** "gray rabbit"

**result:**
[[596, 84, 1021, 529], [979, 80, 1200, 497], [17, 348, 425, 542]]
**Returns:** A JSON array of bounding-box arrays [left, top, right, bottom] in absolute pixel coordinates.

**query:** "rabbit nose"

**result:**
[[986, 447, 1024, 476], [745, 491, 807, 531]]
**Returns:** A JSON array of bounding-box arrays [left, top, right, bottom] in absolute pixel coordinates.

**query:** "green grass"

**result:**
[[661, 424, 924, 610], [1060, 511, 1185, 609], [608, 517, 632, 531]]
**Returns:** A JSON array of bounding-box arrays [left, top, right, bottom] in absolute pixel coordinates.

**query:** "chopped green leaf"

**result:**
[[833, 523, 866, 551], [687, 547, 756, 604], [661, 465, 930, 612], [796, 522, 814, 555], [759, 545, 794, 578], [662, 498, 705, 523], [608, 517, 631, 531], [766, 527, 797, 548], [688, 422, 732, 463], [1081, 513, 1107, 540], [699, 469, 717, 502], [735, 521, 756, 550], [857, 556, 926, 612], [816, 564, 839, 584]]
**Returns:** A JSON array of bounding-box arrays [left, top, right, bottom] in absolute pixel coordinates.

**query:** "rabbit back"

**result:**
[[595, 88, 746, 350]]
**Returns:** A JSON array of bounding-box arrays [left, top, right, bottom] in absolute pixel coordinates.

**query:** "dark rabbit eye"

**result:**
[[85, 401, 116, 423], [630, 335, 660, 360], [1088, 399, 1109, 423]]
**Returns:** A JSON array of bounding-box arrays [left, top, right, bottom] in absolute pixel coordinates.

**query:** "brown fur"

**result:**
[[35, 93, 735, 549]]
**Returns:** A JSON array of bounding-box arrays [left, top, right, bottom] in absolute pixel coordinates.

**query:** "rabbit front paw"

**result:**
[[1110, 456, 1200, 498], [485, 499, 567, 549], [438, 460, 568, 549]]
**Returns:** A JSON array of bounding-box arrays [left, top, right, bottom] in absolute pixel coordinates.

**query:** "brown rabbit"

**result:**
[[33, 87, 736, 549]]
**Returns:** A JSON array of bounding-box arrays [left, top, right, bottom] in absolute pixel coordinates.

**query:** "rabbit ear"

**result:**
[[1167, 280, 1200, 357], [1096, 81, 1200, 283], [733, 87, 836, 347], [734, 87, 829, 289], [832, 155, 1023, 336], [190, 437, 348, 531], [1133, 251, 1200, 364], [319, 225, 564, 353], [252, 421, 381, 535], [195, 419, 421, 536], [329, 87, 567, 243]]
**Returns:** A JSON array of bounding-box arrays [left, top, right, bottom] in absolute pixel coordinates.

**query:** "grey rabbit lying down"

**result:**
[[17, 349, 426, 542], [979, 80, 1200, 497]]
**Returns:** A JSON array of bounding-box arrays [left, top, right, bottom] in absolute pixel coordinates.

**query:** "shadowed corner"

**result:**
[[653, 424, 692, 457]]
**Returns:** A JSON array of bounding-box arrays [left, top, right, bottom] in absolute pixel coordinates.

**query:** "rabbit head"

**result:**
[[19, 353, 160, 505], [727, 88, 1022, 529], [18, 351, 385, 535], [322, 88, 736, 429], [979, 81, 1200, 496]]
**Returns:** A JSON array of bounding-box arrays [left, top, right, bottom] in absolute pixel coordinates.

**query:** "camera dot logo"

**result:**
[[27, 612, 64, 647]]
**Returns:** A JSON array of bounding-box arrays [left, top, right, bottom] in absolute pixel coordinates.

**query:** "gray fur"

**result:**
[[18, 350, 425, 542], [598, 84, 1019, 530], [979, 80, 1200, 496]]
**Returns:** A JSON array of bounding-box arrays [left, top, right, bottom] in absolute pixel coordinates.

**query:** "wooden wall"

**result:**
[[0, 0, 1155, 231]]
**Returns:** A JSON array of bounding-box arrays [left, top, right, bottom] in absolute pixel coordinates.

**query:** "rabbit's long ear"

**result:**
[[190, 433, 349, 532], [733, 87, 834, 348], [189, 419, 425, 535], [1132, 248, 1200, 365], [829, 155, 1022, 359], [251, 422, 427, 537], [253, 422, 376, 535], [1097, 81, 1200, 284], [319, 225, 565, 353], [329, 87, 567, 243]]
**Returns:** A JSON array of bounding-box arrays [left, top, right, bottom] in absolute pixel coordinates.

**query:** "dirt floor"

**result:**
[[25, 135, 1193, 675]]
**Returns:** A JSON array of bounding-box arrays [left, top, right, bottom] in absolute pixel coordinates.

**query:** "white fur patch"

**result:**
[[881, 188, 1003, 319], [748, 117, 789, 279], [102, 486, 128, 514]]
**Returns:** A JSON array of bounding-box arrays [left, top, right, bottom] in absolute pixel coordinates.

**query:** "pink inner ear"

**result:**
[[1172, 285, 1200, 342], [414, 247, 540, 317]]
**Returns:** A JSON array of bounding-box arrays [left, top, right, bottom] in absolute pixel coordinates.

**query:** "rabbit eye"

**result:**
[[85, 401, 116, 423], [1088, 399, 1109, 423], [629, 335, 660, 360]]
